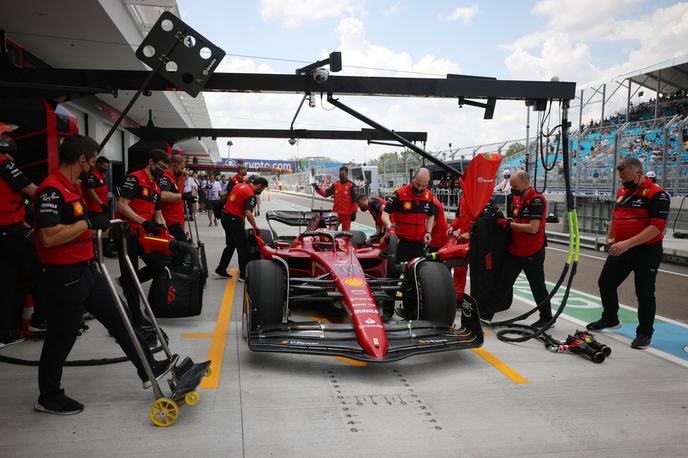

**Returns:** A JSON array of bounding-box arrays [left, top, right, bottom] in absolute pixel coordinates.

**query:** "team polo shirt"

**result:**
[[117, 170, 161, 234], [0, 154, 31, 226], [611, 178, 670, 244], [508, 188, 546, 257], [223, 183, 256, 217], [35, 170, 93, 265], [84, 168, 109, 213]]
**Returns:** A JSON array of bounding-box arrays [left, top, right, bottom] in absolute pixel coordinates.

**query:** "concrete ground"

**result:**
[[1, 191, 687, 458]]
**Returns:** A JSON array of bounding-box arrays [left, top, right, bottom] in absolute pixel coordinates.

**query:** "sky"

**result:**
[[178, 0, 688, 163]]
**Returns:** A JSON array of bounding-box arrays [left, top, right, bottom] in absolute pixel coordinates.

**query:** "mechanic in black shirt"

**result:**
[[0, 129, 49, 347], [487, 170, 552, 327]]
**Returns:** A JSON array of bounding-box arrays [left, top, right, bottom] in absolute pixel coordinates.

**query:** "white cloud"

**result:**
[[442, 5, 479, 23], [504, 1, 688, 85], [260, 0, 365, 28], [203, 17, 532, 165], [384, 2, 402, 15]]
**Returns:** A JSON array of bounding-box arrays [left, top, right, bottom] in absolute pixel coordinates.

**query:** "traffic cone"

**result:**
[[21, 294, 36, 338]]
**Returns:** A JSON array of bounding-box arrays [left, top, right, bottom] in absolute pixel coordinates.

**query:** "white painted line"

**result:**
[[508, 286, 688, 369], [546, 246, 688, 278]]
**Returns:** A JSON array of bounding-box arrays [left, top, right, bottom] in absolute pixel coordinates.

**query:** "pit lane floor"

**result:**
[[0, 190, 686, 457]]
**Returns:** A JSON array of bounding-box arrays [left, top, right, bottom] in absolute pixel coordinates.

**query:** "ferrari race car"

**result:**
[[241, 210, 484, 362]]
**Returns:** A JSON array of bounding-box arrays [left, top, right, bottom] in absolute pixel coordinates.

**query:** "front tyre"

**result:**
[[403, 261, 456, 326]]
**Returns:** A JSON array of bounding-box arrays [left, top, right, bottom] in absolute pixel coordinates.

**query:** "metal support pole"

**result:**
[[600, 84, 606, 127], [610, 122, 629, 197], [655, 70, 661, 119], [626, 79, 631, 123], [97, 36, 182, 154], [525, 105, 530, 173], [577, 89, 585, 195]]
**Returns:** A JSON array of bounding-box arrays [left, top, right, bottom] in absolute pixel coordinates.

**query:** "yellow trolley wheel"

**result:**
[[184, 391, 200, 406], [149, 397, 179, 427], [204, 366, 212, 378]]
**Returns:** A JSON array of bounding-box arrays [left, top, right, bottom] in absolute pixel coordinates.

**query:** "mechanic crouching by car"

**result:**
[[487, 170, 552, 328], [115, 149, 169, 329], [159, 154, 196, 242], [381, 167, 435, 263], [586, 158, 670, 349], [214, 176, 269, 281], [355, 194, 390, 243], [312, 165, 358, 231], [33, 135, 173, 416], [0, 129, 49, 346]]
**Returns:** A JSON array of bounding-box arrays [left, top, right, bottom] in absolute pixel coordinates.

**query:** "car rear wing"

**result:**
[[265, 210, 340, 238]]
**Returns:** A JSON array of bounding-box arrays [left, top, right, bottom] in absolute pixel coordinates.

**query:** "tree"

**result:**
[[504, 142, 525, 158], [368, 151, 400, 166]]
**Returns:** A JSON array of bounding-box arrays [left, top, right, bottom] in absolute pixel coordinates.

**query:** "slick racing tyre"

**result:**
[[243, 260, 285, 337], [403, 261, 456, 326]]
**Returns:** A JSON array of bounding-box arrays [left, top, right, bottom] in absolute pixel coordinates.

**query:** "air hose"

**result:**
[[485, 99, 582, 347]]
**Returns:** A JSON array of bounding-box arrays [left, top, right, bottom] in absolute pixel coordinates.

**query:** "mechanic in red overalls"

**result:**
[[381, 167, 435, 263], [83, 156, 110, 217], [228, 165, 248, 191], [116, 149, 169, 328], [312, 166, 358, 231], [429, 196, 449, 252], [587, 158, 670, 349], [355, 194, 390, 243], [159, 154, 196, 242], [488, 170, 552, 328], [215, 176, 269, 281], [33, 135, 172, 416], [0, 128, 49, 345]]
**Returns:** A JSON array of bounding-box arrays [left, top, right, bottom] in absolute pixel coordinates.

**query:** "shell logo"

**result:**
[[424, 191, 429, 198], [72, 201, 84, 216], [344, 278, 365, 286], [142, 188, 149, 197], [642, 188, 650, 196], [403, 201, 412, 210], [230, 194, 236, 201]]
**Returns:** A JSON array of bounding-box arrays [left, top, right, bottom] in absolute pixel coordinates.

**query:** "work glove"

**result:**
[[496, 218, 511, 230], [87, 215, 111, 231], [182, 192, 197, 203], [142, 220, 164, 235]]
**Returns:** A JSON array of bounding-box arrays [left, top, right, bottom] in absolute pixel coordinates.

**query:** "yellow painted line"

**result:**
[[471, 347, 529, 384], [182, 332, 214, 339], [307, 314, 369, 367], [200, 267, 238, 389]]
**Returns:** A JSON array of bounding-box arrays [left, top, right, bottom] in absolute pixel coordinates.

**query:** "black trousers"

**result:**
[[0, 223, 48, 334], [218, 214, 249, 278], [167, 222, 187, 242], [115, 232, 168, 325], [396, 239, 426, 263], [489, 248, 551, 320], [598, 242, 662, 336], [38, 263, 155, 398]]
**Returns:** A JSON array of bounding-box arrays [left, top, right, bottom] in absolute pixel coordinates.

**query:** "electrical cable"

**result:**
[[484, 100, 582, 349]]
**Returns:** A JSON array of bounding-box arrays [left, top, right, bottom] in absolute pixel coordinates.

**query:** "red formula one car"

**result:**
[[241, 210, 483, 362]]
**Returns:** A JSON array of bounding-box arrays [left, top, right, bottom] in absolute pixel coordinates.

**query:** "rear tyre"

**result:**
[[243, 260, 285, 336], [403, 261, 456, 326], [349, 230, 366, 247]]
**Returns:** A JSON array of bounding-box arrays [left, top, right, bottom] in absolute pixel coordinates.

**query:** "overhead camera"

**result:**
[[288, 138, 297, 146], [312, 68, 329, 84]]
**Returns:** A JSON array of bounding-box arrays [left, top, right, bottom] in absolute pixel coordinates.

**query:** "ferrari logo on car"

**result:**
[[344, 278, 365, 286]]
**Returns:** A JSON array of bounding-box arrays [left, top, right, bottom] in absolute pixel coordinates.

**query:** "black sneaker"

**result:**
[[631, 334, 651, 349], [531, 317, 554, 329], [586, 318, 622, 331], [213, 268, 232, 279], [35, 392, 84, 415], [29, 319, 48, 332], [143, 354, 179, 389], [0, 332, 25, 349]]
